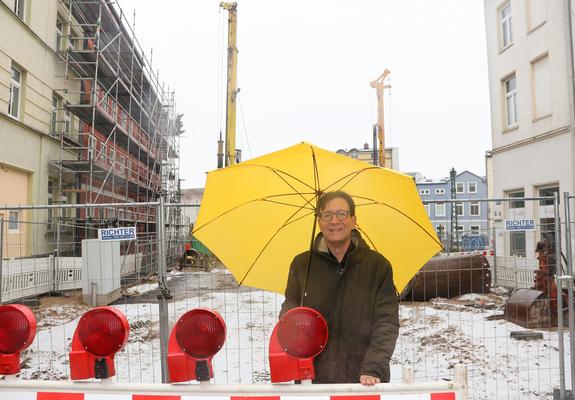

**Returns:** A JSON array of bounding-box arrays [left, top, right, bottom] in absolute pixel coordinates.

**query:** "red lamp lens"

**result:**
[[0, 307, 31, 354], [175, 309, 226, 359], [78, 308, 128, 357], [277, 307, 328, 359]]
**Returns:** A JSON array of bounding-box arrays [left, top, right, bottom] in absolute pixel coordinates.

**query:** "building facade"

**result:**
[[484, 0, 574, 257], [336, 143, 400, 170], [416, 171, 489, 251], [0, 0, 180, 259]]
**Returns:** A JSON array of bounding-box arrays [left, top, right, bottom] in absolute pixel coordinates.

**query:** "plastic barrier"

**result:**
[[0, 365, 468, 400]]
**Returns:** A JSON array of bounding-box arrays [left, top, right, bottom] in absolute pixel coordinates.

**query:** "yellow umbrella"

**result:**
[[193, 142, 442, 294]]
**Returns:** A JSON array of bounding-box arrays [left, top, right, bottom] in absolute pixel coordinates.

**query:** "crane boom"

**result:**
[[220, 2, 238, 167], [369, 69, 391, 167]]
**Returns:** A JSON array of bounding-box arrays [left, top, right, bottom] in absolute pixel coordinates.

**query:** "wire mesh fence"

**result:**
[[1, 198, 573, 400]]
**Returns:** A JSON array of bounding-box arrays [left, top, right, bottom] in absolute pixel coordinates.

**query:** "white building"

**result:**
[[484, 0, 575, 257]]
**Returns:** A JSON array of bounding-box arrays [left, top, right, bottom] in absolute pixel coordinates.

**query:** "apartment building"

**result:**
[[0, 0, 180, 259], [484, 0, 574, 257], [336, 142, 400, 170], [416, 171, 488, 250]]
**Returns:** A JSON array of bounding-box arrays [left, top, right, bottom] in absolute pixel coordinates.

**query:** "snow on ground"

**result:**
[[15, 271, 569, 400]]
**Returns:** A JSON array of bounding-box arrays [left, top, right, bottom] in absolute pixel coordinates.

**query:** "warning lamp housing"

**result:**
[[0, 304, 37, 375], [269, 306, 328, 383], [69, 307, 129, 380], [168, 308, 226, 382]]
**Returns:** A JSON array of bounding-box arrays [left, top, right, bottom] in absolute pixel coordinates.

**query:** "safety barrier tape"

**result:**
[[0, 392, 457, 400]]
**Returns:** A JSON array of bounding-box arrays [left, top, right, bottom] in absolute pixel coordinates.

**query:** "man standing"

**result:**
[[280, 190, 399, 385]]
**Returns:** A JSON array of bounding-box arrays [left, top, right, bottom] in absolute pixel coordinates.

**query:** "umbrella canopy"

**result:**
[[193, 142, 442, 294]]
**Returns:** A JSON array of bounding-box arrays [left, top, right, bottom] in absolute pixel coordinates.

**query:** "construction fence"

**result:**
[[1, 197, 575, 400]]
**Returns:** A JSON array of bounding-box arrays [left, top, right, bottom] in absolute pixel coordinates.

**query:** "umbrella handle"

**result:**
[[300, 217, 317, 306]]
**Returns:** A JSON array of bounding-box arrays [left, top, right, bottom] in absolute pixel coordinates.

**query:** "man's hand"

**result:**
[[359, 374, 380, 385]]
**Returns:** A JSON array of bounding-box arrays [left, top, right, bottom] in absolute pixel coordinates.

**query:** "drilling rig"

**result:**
[[370, 69, 391, 168], [218, 2, 240, 168]]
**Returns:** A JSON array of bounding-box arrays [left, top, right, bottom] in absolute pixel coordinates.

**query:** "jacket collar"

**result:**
[[314, 229, 364, 255]]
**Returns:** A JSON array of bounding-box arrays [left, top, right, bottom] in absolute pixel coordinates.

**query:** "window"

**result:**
[[110, 147, 116, 164], [470, 202, 480, 216], [56, 18, 63, 52], [456, 182, 464, 194], [420, 189, 430, 195], [532, 54, 551, 119], [456, 225, 464, 235], [456, 202, 464, 217], [508, 189, 525, 209], [9, 65, 22, 119], [468, 182, 477, 193], [504, 75, 518, 127], [64, 105, 71, 134], [51, 95, 59, 134], [436, 224, 446, 239], [510, 231, 526, 257], [435, 188, 445, 195], [88, 136, 95, 160], [99, 144, 107, 162], [424, 204, 430, 216], [8, 211, 19, 233], [500, 2, 513, 48], [436, 203, 446, 217], [13, 0, 25, 20], [470, 225, 480, 234]]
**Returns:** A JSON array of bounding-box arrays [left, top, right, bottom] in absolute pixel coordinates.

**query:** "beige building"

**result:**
[[1, 0, 79, 257], [484, 0, 575, 256], [336, 143, 399, 170]]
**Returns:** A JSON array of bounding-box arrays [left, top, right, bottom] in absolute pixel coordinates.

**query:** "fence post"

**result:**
[[554, 192, 566, 399], [156, 195, 170, 383], [492, 226, 497, 287], [563, 192, 575, 395], [0, 217, 3, 304]]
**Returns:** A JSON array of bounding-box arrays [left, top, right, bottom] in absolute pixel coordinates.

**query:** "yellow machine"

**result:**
[[370, 69, 391, 168], [220, 2, 239, 167]]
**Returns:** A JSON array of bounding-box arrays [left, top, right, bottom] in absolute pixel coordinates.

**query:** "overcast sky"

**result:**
[[119, 0, 492, 189]]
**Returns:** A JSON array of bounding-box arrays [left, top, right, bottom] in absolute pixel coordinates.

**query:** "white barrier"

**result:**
[[0, 366, 468, 400], [1, 253, 144, 303], [485, 255, 538, 289]]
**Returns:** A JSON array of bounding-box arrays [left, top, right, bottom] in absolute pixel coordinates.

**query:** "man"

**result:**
[[280, 190, 399, 385]]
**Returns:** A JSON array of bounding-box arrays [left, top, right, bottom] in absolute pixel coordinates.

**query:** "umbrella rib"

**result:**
[[237, 206, 318, 287], [193, 192, 316, 233], [222, 163, 317, 192], [323, 166, 379, 193], [354, 199, 443, 247]]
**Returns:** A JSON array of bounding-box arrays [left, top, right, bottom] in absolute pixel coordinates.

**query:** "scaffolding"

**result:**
[[48, 0, 182, 270]]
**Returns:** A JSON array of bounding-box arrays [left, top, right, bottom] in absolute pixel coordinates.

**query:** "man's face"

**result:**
[[318, 197, 356, 246]]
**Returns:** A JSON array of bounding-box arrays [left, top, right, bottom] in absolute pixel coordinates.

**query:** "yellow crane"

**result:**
[[370, 69, 391, 167], [220, 2, 239, 167]]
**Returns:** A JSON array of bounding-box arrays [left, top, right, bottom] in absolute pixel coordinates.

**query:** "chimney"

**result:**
[[363, 142, 369, 150]]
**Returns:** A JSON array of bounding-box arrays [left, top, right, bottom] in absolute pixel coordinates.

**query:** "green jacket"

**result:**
[[280, 230, 399, 383]]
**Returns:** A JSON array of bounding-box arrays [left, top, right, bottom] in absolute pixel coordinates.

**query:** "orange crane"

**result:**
[[370, 69, 391, 167]]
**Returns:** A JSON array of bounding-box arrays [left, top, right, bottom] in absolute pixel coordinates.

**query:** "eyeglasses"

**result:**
[[318, 209, 350, 222]]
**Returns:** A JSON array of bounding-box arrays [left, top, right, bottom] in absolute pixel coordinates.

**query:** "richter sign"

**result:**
[[505, 219, 536, 231], [98, 226, 137, 241]]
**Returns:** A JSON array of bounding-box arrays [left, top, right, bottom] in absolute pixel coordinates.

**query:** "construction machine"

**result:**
[[370, 69, 391, 167], [504, 240, 567, 328], [217, 2, 240, 168]]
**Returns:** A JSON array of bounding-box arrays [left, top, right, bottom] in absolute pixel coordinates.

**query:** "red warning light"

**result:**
[[269, 306, 328, 383], [277, 307, 328, 359], [69, 307, 129, 380], [168, 308, 226, 382], [0, 304, 36, 375]]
